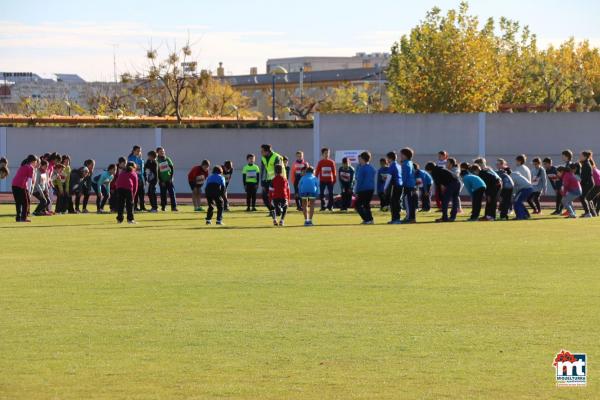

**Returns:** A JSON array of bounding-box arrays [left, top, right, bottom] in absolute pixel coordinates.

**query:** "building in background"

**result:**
[[266, 52, 390, 73]]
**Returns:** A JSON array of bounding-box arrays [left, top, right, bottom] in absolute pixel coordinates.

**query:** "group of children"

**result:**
[[5, 144, 600, 226]]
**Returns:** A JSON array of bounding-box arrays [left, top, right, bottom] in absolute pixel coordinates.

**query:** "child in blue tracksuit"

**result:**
[[384, 152, 403, 224], [204, 166, 226, 225], [377, 158, 390, 211], [298, 166, 319, 226], [400, 148, 417, 223], [338, 157, 355, 211], [414, 162, 432, 212], [462, 164, 487, 221], [127, 145, 146, 211], [354, 151, 377, 224]]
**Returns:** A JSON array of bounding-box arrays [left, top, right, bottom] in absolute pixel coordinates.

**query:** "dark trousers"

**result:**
[[340, 183, 353, 210], [554, 191, 563, 213], [435, 183, 443, 208], [12, 186, 29, 221], [378, 190, 389, 209], [75, 183, 91, 211], [319, 182, 334, 210], [159, 180, 177, 210], [403, 186, 418, 221], [116, 188, 134, 222], [270, 198, 288, 220], [55, 190, 68, 213], [261, 181, 272, 209], [389, 184, 403, 221], [471, 187, 485, 219], [206, 194, 224, 221], [134, 177, 146, 210], [441, 181, 460, 221], [581, 185, 594, 215], [585, 186, 600, 216], [245, 183, 257, 209], [420, 185, 431, 211], [484, 188, 499, 219], [356, 190, 374, 222], [293, 179, 302, 209], [33, 191, 49, 214], [93, 184, 109, 210], [527, 191, 541, 213], [223, 186, 230, 210], [498, 188, 513, 218], [147, 182, 158, 210]]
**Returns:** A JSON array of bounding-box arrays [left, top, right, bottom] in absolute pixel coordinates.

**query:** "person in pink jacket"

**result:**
[[115, 162, 139, 224], [558, 165, 582, 219]]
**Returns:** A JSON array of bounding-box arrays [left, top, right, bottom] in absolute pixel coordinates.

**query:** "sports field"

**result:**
[[1, 204, 598, 399]]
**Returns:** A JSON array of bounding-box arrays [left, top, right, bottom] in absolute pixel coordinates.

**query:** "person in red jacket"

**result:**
[[188, 160, 210, 212], [115, 162, 139, 224], [269, 164, 290, 226], [315, 147, 337, 211]]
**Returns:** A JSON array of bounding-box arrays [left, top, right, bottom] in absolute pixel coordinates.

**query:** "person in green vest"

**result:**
[[242, 154, 261, 211], [156, 147, 178, 212], [260, 144, 285, 213]]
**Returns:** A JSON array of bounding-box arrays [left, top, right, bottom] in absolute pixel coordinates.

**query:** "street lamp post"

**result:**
[[64, 100, 71, 116], [270, 66, 288, 121]]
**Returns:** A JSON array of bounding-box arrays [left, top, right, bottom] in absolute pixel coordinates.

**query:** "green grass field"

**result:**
[[1, 204, 598, 399]]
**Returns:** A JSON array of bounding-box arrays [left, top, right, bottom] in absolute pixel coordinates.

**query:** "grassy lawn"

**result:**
[[0, 204, 598, 399]]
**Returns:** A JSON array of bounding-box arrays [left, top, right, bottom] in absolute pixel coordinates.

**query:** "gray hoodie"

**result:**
[[531, 166, 547, 193]]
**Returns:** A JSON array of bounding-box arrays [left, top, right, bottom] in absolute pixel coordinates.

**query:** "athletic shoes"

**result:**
[[251, 208, 258, 212], [149, 209, 158, 213], [304, 220, 313, 226], [387, 220, 402, 225], [361, 220, 374, 225], [273, 219, 279, 226], [216, 220, 224, 225], [246, 207, 251, 212], [206, 220, 212, 225], [128, 220, 137, 224], [279, 220, 285, 226], [582, 213, 593, 218]]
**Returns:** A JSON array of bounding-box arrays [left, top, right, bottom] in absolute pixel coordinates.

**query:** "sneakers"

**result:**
[[81, 209, 89, 214], [149, 209, 158, 213], [251, 208, 258, 212], [273, 219, 279, 226], [206, 220, 212, 225], [565, 214, 577, 219], [387, 220, 402, 225], [361, 220, 374, 225], [128, 220, 137, 224], [246, 207, 251, 212], [279, 220, 285, 226], [582, 213, 593, 218], [304, 220, 314, 226], [216, 220, 224, 225]]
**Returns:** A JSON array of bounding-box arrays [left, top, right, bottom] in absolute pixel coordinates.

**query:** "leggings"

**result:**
[[527, 191, 541, 213], [12, 186, 30, 221]]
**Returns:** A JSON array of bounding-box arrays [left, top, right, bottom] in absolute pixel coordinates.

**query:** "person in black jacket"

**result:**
[[145, 150, 159, 212], [579, 150, 596, 217], [474, 158, 502, 221], [425, 162, 460, 222]]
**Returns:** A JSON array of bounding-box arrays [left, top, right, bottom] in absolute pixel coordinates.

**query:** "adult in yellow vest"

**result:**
[[260, 144, 285, 211]]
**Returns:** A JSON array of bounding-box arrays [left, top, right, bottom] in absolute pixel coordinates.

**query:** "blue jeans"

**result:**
[[513, 188, 533, 219], [92, 183, 109, 210], [562, 189, 582, 216]]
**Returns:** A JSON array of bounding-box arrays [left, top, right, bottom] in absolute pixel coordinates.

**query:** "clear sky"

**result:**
[[1, 0, 599, 81]]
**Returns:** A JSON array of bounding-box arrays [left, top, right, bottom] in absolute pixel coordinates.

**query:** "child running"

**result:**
[[115, 162, 139, 224], [204, 166, 226, 225], [269, 164, 290, 226], [298, 166, 319, 226], [242, 154, 260, 212]]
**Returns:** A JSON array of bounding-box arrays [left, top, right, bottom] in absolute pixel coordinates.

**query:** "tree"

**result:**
[[17, 98, 86, 117], [387, 2, 509, 113], [318, 85, 383, 114]]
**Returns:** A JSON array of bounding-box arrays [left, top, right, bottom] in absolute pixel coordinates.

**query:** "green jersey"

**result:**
[[242, 163, 260, 184], [157, 156, 174, 182]]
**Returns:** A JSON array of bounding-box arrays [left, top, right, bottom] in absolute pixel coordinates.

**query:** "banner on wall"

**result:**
[[334, 150, 365, 164]]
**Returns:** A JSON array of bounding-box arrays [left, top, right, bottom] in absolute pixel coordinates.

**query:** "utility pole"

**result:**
[[112, 44, 118, 83]]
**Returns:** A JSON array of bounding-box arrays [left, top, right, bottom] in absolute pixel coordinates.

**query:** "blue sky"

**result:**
[[1, 0, 599, 81]]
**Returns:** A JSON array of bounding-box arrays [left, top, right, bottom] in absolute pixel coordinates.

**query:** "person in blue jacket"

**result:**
[[354, 151, 377, 224], [377, 158, 390, 211], [127, 145, 146, 212], [204, 166, 226, 226], [461, 163, 487, 221], [400, 148, 418, 223], [384, 151, 403, 224], [414, 162, 433, 212], [92, 164, 116, 213], [298, 166, 320, 226]]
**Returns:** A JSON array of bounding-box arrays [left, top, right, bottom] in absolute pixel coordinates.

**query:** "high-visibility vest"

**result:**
[[261, 152, 285, 181]]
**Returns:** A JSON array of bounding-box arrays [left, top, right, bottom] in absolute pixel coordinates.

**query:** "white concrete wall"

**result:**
[[2, 113, 600, 194]]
